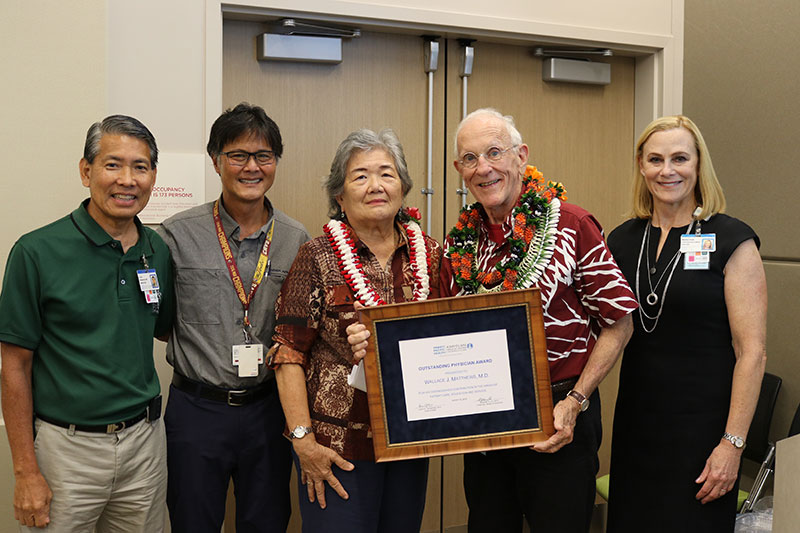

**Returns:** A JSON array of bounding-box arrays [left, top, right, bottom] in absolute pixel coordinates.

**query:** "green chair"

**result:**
[[596, 473, 610, 501], [596, 372, 782, 513]]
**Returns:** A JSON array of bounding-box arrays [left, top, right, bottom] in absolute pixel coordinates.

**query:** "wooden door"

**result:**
[[444, 39, 635, 234], [223, 20, 446, 241]]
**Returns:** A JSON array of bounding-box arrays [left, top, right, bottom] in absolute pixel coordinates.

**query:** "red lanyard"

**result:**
[[213, 200, 274, 339]]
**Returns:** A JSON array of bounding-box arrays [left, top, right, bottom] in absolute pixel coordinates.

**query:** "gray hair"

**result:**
[[454, 108, 523, 157], [83, 115, 159, 168], [324, 128, 413, 219]]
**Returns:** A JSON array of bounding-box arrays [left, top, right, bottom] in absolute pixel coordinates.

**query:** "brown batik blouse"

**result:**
[[269, 224, 442, 462]]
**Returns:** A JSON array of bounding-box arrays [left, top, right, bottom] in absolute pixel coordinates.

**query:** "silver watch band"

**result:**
[[722, 432, 746, 449]]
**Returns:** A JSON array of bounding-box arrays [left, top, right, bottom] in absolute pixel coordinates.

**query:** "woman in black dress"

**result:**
[[606, 116, 767, 532]]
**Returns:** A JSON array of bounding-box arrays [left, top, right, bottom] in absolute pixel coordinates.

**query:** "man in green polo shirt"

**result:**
[[0, 115, 174, 532]]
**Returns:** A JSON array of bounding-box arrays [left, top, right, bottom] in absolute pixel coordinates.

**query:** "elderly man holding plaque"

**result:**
[[448, 108, 638, 532], [268, 128, 442, 532]]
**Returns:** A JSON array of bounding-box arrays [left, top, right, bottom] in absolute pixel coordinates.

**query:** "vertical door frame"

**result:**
[[205, 0, 684, 192]]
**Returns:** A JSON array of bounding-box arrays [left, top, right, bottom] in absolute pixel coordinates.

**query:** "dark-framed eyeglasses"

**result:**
[[221, 150, 276, 166], [458, 145, 518, 169]]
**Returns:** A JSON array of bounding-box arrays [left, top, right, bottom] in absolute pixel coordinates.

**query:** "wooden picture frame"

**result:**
[[359, 288, 553, 462]]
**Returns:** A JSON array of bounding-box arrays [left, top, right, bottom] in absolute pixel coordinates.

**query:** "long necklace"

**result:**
[[643, 224, 682, 306], [323, 218, 430, 307], [634, 218, 698, 333], [447, 166, 565, 294]]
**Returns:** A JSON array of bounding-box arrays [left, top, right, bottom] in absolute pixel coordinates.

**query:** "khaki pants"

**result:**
[[24, 417, 167, 533]]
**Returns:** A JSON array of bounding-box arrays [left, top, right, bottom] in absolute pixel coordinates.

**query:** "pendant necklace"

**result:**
[[635, 216, 700, 333], [643, 224, 682, 306]]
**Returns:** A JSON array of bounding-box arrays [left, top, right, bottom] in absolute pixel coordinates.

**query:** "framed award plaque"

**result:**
[[359, 288, 554, 461]]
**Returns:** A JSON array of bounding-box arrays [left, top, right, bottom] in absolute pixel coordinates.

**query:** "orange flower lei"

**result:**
[[447, 166, 567, 293]]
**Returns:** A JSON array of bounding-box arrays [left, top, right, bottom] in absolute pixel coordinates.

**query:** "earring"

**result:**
[[338, 210, 347, 221]]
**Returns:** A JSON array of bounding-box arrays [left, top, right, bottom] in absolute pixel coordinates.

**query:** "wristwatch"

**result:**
[[567, 390, 589, 412], [722, 432, 746, 450], [289, 425, 313, 440]]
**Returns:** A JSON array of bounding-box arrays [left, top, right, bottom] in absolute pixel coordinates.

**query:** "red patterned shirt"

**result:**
[[270, 225, 442, 461], [441, 201, 637, 382]]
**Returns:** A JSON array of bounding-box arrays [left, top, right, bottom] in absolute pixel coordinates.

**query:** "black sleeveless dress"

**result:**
[[606, 214, 759, 533]]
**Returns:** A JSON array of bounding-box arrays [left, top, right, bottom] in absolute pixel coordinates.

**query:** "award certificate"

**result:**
[[400, 330, 514, 421]]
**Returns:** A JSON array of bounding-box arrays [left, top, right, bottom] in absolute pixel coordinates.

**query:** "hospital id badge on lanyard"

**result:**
[[136, 254, 161, 313], [213, 200, 274, 377], [680, 228, 715, 271]]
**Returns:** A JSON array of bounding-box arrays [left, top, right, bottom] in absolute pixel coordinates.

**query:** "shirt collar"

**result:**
[[217, 195, 274, 241], [70, 198, 151, 254]]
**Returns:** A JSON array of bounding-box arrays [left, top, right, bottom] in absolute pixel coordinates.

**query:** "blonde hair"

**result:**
[[631, 115, 726, 220]]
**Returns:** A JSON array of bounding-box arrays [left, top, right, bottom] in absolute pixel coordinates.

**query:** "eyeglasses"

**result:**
[[221, 150, 276, 166], [458, 145, 518, 169]]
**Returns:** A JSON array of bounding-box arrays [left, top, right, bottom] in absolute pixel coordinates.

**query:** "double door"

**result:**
[[223, 19, 634, 532]]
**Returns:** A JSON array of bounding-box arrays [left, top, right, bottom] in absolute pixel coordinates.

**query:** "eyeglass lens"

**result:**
[[460, 146, 510, 168], [224, 151, 275, 166]]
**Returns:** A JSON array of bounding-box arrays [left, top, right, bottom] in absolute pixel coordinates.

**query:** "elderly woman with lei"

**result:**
[[606, 115, 767, 532], [268, 128, 441, 533]]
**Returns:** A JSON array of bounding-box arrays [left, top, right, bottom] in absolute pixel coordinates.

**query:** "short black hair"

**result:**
[[84, 115, 159, 167], [206, 102, 283, 159]]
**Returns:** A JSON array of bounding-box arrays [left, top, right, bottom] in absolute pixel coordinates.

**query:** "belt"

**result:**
[[551, 377, 579, 401], [172, 372, 275, 407], [37, 410, 148, 434]]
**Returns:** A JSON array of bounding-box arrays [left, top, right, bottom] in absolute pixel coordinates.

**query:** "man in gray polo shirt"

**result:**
[[158, 103, 309, 533]]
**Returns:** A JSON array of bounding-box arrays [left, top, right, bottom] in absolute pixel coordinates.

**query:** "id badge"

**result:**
[[137, 269, 160, 290], [136, 269, 160, 306], [232, 344, 264, 377], [680, 233, 716, 253], [684, 251, 710, 270]]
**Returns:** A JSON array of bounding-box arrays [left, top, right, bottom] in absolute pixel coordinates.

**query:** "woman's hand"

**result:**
[[293, 435, 355, 509], [346, 302, 370, 363], [694, 441, 742, 504]]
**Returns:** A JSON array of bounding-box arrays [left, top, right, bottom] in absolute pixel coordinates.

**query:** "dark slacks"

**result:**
[[464, 389, 602, 533], [293, 451, 429, 533], [165, 384, 292, 533]]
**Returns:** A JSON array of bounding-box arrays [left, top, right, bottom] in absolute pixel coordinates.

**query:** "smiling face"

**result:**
[[454, 114, 528, 223], [213, 132, 276, 206], [639, 127, 699, 214], [336, 148, 404, 231], [79, 133, 156, 231]]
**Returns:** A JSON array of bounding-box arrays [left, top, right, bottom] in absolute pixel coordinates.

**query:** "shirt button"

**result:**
[[111, 242, 118, 248], [120, 279, 126, 285]]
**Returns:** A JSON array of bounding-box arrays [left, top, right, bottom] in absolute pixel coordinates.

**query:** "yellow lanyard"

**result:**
[[213, 200, 275, 339]]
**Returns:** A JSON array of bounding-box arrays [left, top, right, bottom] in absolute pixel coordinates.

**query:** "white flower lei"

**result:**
[[475, 199, 561, 294], [324, 219, 431, 306]]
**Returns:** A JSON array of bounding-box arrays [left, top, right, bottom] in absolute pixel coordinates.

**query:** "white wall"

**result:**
[[0, 1, 107, 268]]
